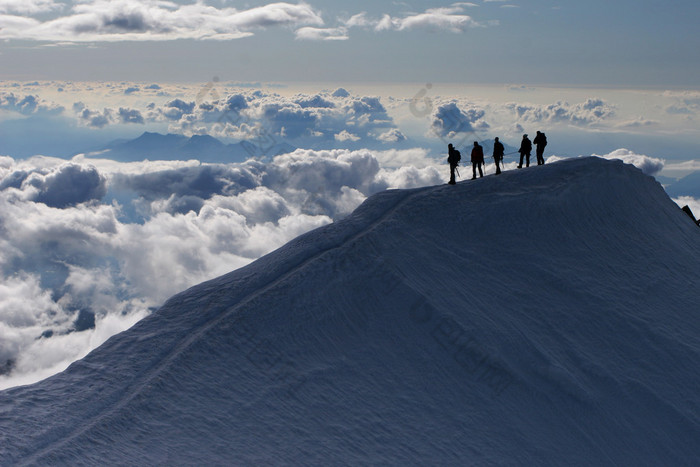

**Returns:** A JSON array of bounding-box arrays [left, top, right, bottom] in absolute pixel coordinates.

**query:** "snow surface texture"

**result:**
[[1, 157, 699, 464]]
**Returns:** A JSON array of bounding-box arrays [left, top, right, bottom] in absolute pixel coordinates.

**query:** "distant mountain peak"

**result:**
[[98, 131, 287, 163]]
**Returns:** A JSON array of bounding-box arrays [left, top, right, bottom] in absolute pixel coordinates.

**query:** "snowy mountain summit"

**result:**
[[1, 157, 699, 464]]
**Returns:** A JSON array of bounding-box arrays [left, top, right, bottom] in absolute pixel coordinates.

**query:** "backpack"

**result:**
[[541, 133, 547, 146], [455, 149, 461, 164]]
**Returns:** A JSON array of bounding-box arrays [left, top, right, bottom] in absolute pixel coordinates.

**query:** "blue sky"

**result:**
[[1, 0, 699, 86]]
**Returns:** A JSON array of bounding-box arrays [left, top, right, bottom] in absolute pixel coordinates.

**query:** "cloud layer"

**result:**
[[147, 88, 403, 150], [0, 142, 669, 390], [506, 98, 616, 126], [0, 149, 442, 389], [592, 148, 664, 176], [0, 1, 497, 42], [431, 102, 490, 140], [0, 1, 324, 41], [0, 92, 64, 116]]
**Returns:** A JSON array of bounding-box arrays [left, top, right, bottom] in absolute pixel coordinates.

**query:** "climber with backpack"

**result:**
[[471, 141, 485, 180], [493, 137, 504, 175], [517, 134, 532, 168], [447, 143, 461, 185], [533, 131, 547, 165]]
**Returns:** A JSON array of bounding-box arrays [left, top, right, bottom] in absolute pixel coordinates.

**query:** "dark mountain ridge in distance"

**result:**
[[664, 169, 700, 198], [94, 131, 296, 163]]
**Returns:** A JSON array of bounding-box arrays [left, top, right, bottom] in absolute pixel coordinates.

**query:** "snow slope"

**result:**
[[1, 157, 699, 465]]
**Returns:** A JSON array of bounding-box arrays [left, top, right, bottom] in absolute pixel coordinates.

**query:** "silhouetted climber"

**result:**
[[493, 137, 504, 175], [447, 143, 461, 185], [533, 131, 547, 165], [518, 134, 532, 168], [471, 141, 484, 179]]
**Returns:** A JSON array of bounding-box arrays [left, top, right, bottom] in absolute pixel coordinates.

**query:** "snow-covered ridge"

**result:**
[[1, 157, 699, 464]]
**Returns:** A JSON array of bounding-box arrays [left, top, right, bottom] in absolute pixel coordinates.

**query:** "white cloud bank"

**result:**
[[392, 6, 488, 32], [0, 1, 324, 42], [149, 89, 400, 148], [506, 98, 616, 126], [0, 149, 442, 389], [544, 149, 664, 176], [0, 0, 61, 14], [0, 1, 497, 42], [431, 101, 490, 139], [592, 148, 664, 176], [345, 3, 493, 34], [0, 144, 670, 390], [0, 92, 64, 116]]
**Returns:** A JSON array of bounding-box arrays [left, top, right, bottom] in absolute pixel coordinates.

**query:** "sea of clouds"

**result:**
[[0, 147, 445, 388], [0, 82, 633, 156], [0, 144, 672, 389]]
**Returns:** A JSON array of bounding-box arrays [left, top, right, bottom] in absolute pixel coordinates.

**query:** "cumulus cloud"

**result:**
[[370, 148, 436, 169], [507, 98, 616, 126], [335, 130, 361, 142], [377, 128, 407, 143], [344, 3, 492, 34], [155, 98, 197, 121], [0, 149, 444, 389], [77, 107, 113, 128], [296, 94, 335, 109], [0, 1, 324, 42], [0, 2, 498, 44], [431, 102, 490, 139], [119, 107, 145, 124], [73, 102, 146, 127], [148, 88, 400, 149], [593, 148, 665, 176], [24, 163, 107, 207], [0, 92, 65, 116], [0, 0, 61, 14]]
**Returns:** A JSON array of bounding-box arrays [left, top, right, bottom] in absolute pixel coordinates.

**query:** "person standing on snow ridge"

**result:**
[[493, 137, 504, 175], [533, 130, 547, 165], [447, 143, 461, 185], [471, 141, 484, 179], [518, 134, 532, 168]]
